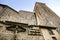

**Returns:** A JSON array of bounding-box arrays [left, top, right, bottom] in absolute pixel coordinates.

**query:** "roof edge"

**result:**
[[0, 4, 18, 13], [35, 2, 45, 5], [19, 10, 33, 13]]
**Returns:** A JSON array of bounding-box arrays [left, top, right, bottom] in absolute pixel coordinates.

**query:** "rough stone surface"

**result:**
[[34, 2, 60, 32], [0, 2, 60, 40], [19, 10, 36, 25], [0, 7, 36, 25]]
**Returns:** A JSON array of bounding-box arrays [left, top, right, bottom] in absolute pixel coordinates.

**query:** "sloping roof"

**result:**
[[0, 4, 18, 13], [0, 2, 60, 28], [19, 10, 36, 25], [0, 4, 36, 25], [34, 2, 60, 27]]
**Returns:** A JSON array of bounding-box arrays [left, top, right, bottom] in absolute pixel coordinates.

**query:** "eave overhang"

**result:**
[[0, 21, 57, 29]]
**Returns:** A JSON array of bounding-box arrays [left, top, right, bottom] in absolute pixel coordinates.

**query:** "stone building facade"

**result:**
[[0, 2, 60, 40], [34, 2, 60, 31]]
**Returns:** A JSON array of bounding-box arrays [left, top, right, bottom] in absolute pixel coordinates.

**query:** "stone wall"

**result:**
[[41, 28, 60, 40], [0, 3, 60, 40], [0, 6, 19, 22], [0, 23, 14, 40], [34, 2, 60, 33], [0, 6, 36, 25], [0, 6, 4, 17], [19, 10, 36, 25], [0, 23, 44, 40]]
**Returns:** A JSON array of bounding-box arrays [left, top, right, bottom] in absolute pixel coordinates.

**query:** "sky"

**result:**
[[0, 0, 60, 17]]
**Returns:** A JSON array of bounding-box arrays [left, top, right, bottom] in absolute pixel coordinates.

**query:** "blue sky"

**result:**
[[0, 0, 60, 17]]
